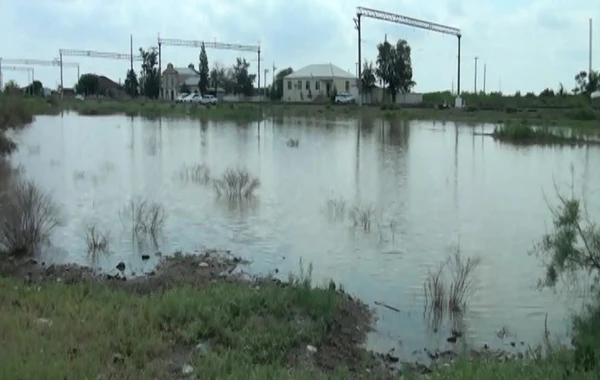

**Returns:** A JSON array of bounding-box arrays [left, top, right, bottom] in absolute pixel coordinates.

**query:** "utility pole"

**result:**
[[483, 63, 487, 94], [590, 18, 593, 81], [474, 56, 479, 93], [353, 14, 362, 106], [263, 68, 269, 101], [130, 34, 134, 97]]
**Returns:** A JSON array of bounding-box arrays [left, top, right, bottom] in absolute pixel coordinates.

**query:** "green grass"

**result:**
[[7, 95, 598, 129], [491, 122, 597, 145], [0, 273, 377, 379]]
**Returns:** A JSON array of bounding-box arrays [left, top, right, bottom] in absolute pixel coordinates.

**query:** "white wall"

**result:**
[[282, 77, 358, 102], [360, 88, 423, 105]]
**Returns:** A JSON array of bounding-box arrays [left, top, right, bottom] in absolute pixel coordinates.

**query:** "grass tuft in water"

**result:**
[[349, 204, 375, 232], [119, 197, 167, 237], [84, 224, 110, 254], [492, 123, 590, 145], [179, 163, 211, 185], [423, 247, 481, 316], [213, 168, 260, 200], [0, 179, 59, 258]]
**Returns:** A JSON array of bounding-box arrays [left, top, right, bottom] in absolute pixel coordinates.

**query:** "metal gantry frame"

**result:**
[[157, 37, 261, 98], [58, 49, 142, 96], [354, 6, 462, 105], [1, 66, 35, 90], [0, 58, 79, 90]]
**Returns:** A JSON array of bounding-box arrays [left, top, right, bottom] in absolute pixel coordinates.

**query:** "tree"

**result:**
[[23, 80, 43, 96], [75, 74, 100, 95], [209, 61, 225, 94], [271, 67, 293, 101], [198, 43, 210, 95], [3, 80, 20, 94], [375, 39, 415, 102], [361, 60, 377, 101], [573, 70, 600, 102], [139, 47, 160, 99], [557, 83, 567, 97], [232, 57, 255, 96], [539, 88, 555, 97], [124, 69, 139, 97]]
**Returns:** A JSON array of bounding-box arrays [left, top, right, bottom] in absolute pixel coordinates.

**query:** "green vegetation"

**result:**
[[375, 38, 415, 102], [0, 257, 380, 380], [491, 123, 597, 145]]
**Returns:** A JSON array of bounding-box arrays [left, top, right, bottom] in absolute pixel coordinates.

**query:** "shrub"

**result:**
[[0, 180, 59, 257], [213, 168, 260, 199]]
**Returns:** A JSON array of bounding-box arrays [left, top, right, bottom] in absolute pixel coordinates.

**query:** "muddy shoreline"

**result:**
[[0, 250, 533, 378]]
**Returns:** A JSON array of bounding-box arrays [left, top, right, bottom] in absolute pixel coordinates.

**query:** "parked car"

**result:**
[[200, 94, 218, 105], [334, 93, 356, 104], [75, 94, 84, 101], [183, 93, 202, 103], [175, 93, 189, 103]]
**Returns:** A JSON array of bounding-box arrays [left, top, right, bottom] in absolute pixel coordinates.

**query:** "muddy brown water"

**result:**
[[7, 113, 600, 363]]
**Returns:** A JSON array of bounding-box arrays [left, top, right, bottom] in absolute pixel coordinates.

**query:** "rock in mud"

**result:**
[[116, 262, 126, 271], [182, 364, 194, 376], [35, 318, 53, 327], [195, 342, 210, 356], [306, 345, 318, 354], [112, 353, 124, 364]]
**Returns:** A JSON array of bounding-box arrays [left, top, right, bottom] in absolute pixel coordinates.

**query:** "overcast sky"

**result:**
[[0, 0, 598, 94]]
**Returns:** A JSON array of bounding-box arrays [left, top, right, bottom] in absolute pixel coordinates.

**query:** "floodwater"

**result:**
[[8, 113, 600, 361]]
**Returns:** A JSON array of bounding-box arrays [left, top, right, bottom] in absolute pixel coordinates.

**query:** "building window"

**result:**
[[287, 80, 291, 90], [315, 81, 320, 90], [345, 81, 349, 92], [297, 80, 301, 89], [305, 81, 310, 90]]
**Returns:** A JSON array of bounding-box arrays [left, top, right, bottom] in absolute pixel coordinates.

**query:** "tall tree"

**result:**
[[361, 60, 376, 101], [232, 57, 256, 96], [271, 67, 293, 100], [139, 47, 160, 99], [573, 70, 599, 102], [75, 74, 100, 95], [209, 61, 226, 94], [124, 69, 139, 97], [375, 39, 415, 102], [199, 43, 210, 95]]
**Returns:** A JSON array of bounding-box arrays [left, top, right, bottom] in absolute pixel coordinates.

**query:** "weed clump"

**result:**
[[0, 180, 59, 257], [84, 224, 110, 254], [213, 168, 260, 199], [423, 247, 481, 315], [119, 197, 166, 237]]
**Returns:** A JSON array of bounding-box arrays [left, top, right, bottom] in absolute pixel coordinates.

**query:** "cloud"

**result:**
[[0, 0, 598, 94]]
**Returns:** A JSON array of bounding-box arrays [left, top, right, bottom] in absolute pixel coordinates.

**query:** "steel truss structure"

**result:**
[[0, 58, 79, 90], [354, 6, 462, 105], [58, 49, 142, 95], [157, 37, 261, 98]]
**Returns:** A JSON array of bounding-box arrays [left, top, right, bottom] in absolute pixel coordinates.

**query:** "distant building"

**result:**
[[282, 63, 357, 102], [97, 76, 122, 97], [161, 63, 200, 100]]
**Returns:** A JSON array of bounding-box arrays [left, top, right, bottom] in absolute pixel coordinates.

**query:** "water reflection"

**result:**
[[8, 114, 600, 361]]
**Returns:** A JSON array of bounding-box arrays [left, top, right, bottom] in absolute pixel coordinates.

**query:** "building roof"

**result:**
[[285, 64, 355, 79], [174, 67, 199, 76]]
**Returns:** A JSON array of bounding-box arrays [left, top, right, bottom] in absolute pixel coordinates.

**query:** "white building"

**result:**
[[160, 63, 200, 100], [282, 64, 357, 102]]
